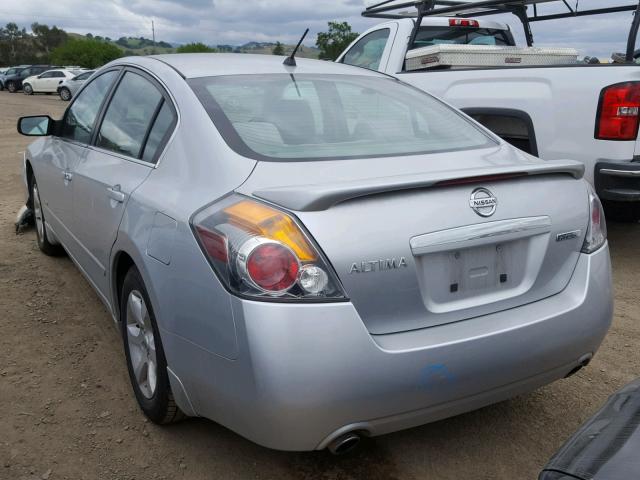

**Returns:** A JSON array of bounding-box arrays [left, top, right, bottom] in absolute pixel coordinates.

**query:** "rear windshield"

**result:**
[[413, 26, 515, 48], [189, 74, 495, 161]]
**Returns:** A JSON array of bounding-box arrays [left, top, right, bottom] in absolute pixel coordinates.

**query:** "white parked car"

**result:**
[[23, 69, 84, 95]]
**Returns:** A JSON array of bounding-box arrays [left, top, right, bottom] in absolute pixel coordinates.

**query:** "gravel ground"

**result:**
[[0, 91, 639, 480]]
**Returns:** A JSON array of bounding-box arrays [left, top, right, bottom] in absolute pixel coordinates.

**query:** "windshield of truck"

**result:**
[[189, 74, 495, 161], [413, 26, 515, 48]]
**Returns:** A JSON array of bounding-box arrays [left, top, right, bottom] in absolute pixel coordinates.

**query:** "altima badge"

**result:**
[[349, 257, 407, 274], [469, 188, 497, 217]]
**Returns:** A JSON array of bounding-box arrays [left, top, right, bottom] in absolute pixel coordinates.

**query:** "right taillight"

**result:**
[[581, 184, 607, 254], [191, 194, 346, 301], [595, 82, 640, 140]]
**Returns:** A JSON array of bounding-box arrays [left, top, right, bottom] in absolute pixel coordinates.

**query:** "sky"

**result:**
[[0, 0, 635, 58]]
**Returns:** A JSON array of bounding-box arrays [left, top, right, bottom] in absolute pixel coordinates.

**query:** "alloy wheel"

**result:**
[[125, 290, 158, 399], [33, 182, 44, 241]]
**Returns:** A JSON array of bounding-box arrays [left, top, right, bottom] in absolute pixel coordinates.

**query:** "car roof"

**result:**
[[142, 53, 386, 79]]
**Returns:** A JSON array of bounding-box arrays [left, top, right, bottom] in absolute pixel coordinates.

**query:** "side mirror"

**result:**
[[17, 116, 53, 136], [37, 74, 43, 79]]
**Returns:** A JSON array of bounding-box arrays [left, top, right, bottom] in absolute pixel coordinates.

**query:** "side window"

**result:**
[[40, 71, 53, 79], [141, 102, 177, 164], [342, 29, 390, 71], [76, 72, 92, 81], [53, 71, 65, 78], [60, 70, 118, 144], [96, 71, 163, 158]]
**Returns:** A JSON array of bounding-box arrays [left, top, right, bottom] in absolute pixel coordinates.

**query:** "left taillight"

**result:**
[[191, 195, 346, 301], [595, 82, 640, 141]]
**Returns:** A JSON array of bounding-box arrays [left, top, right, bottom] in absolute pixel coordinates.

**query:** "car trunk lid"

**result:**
[[237, 145, 589, 334]]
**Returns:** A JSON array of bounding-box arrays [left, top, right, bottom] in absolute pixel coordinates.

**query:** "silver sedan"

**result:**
[[18, 54, 613, 453], [57, 70, 95, 101]]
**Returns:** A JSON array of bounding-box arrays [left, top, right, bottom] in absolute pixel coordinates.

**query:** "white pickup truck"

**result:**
[[337, 0, 640, 221]]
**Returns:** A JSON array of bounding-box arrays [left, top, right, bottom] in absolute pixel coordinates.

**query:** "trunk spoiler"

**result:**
[[252, 160, 584, 212]]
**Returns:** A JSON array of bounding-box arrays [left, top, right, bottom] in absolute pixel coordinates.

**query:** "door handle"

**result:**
[[62, 171, 73, 182], [107, 185, 126, 203]]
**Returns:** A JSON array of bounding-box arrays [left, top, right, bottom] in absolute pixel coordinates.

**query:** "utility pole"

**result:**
[[152, 19, 155, 45]]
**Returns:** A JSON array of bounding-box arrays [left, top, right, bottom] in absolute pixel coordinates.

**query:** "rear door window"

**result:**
[[96, 71, 165, 159], [141, 101, 177, 164], [60, 70, 118, 144]]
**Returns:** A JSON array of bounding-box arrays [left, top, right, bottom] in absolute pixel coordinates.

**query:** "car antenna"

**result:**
[[283, 28, 309, 67]]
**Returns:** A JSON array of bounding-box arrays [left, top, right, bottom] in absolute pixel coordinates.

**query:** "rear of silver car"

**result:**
[[170, 72, 613, 451], [179, 173, 611, 451]]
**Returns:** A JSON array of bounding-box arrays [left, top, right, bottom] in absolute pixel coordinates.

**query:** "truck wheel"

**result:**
[[120, 266, 186, 425], [603, 200, 640, 223], [59, 87, 71, 101], [23, 83, 33, 95], [6, 81, 16, 93]]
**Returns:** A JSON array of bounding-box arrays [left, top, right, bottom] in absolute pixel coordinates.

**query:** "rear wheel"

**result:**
[[23, 83, 33, 95], [6, 81, 17, 93], [59, 87, 71, 101], [603, 200, 640, 223], [120, 267, 185, 424], [31, 178, 64, 256]]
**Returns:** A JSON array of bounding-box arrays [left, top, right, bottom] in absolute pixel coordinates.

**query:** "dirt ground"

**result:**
[[0, 91, 638, 480]]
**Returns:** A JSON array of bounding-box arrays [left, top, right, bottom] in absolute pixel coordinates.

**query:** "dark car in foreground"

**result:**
[[540, 379, 640, 480], [3, 65, 53, 93]]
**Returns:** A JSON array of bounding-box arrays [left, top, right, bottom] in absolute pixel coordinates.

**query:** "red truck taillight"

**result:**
[[449, 18, 479, 27], [595, 82, 640, 141]]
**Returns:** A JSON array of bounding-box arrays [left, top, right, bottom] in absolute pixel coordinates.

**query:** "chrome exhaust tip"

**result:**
[[327, 432, 361, 455]]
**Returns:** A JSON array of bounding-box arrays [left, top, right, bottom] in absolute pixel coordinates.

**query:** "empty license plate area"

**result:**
[[410, 217, 551, 315]]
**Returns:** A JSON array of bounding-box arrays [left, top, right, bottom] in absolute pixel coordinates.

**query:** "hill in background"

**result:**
[[71, 33, 320, 58]]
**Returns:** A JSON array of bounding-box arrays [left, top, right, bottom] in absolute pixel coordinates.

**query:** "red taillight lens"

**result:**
[[596, 82, 640, 140], [449, 18, 479, 27], [195, 225, 228, 262], [245, 242, 300, 292]]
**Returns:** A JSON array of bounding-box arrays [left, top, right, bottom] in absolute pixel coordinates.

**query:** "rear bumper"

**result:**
[[167, 245, 612, 451], [595, 161, 640, 202]]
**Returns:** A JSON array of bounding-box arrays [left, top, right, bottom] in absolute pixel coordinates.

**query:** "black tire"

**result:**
[[6, 81, 17, 93], [603, 200, 640, 223], [31, 177, 64, 256], [59, 87, 71, 101], [23, 83, 33, 95], [120, 266, 185, 424]]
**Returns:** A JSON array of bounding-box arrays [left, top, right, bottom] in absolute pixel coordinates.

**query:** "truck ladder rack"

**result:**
[[363, 0, 640, 60]]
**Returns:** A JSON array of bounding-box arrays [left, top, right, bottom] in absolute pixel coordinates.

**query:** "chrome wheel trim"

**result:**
[[33, 182, 44, 241], [126, 290, 157, 399]]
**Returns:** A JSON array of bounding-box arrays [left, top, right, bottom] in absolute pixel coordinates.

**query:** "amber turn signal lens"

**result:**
[[223, 200, 317, 261]]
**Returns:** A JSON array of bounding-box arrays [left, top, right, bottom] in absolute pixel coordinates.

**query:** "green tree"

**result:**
[[0, 22, 28, 63], [272, 41, 285, 55], [31, 23, 68, 57], [176, 42, 217, 53], [51, 38, 123, 68], [315, 21, 358, 61]]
